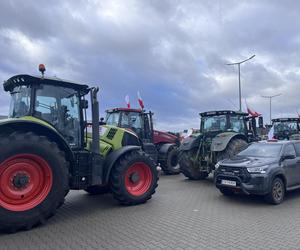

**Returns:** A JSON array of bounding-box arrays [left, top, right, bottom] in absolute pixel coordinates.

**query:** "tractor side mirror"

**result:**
[[258, 117, 263, 128], [81, 100, 88, 109], [100, 117, 106, 125]]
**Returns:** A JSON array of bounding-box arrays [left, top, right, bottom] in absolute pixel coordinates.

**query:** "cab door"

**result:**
[[293, 142, 300, 185], [282, 143, 298, 187]]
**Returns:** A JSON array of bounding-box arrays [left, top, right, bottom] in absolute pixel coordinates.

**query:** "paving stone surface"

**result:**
[[2, 174, 300, 250]]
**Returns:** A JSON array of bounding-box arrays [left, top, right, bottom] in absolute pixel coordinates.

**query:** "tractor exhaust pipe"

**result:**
[[91, 87, 100, 154]]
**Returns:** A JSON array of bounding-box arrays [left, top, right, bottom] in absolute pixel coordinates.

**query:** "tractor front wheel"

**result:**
[[161, 146, 180, 175], [179, 151, 209, 180], [110, 150, 158, 205], [0, 132, 69, 233]]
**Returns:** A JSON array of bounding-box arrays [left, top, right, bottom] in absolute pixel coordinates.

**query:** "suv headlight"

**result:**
[[247, 165, 269, 174]]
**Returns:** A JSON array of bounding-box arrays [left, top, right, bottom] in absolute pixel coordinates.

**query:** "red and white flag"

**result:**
[[125, 95, 130, 108], [245, 100, 261, 117], [137, 91, 144, 109]]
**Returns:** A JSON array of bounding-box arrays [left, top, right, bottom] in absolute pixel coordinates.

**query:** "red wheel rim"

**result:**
[[125, 162, 153, 196], [0, 154, 53, 212]]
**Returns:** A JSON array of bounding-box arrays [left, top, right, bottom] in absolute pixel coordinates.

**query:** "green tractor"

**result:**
[[0, 67, 158, 232], [272, 118, 300, 140], [104, 108, 180, 175], [179, 110, 263, 180]]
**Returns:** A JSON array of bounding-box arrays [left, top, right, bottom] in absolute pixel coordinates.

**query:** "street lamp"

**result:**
[[227, 55, 256, 111], [261, 94, 282, 124]]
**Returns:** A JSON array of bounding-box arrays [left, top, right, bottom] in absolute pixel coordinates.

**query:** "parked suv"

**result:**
[[215, 140, 300, 204]]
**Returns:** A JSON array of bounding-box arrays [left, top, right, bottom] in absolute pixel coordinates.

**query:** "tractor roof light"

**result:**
[[39, 64, 46, 77]]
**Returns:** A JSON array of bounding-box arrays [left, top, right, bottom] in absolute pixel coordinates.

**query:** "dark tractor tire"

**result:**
[[265, 177, 285, 205], [160, 146, 180, 175], [217, 139, 248, 162], [179, 151, 209, 180], [0, 132, 69, 233], [85, 185, 109, 195], [219, 188, 234, 196], [109, 150, 158, 205]]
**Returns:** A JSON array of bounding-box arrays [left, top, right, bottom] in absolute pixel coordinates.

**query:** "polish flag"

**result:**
[[245, 100, 261, 117], [125, 95, 130, 108], [137, 91, 144, 109]]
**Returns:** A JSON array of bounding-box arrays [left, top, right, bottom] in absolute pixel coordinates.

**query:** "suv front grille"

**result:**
[[218, 166, 251, 182]]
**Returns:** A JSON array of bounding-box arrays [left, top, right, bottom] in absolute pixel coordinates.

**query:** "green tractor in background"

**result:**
[[0, 65, 158, 232], [272, 118, 300, 140], [179, 110, 263, 180]]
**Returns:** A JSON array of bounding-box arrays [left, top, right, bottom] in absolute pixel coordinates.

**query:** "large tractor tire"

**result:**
[[179, 151, 209, 180], [0, 132, 69, 233], [217, 139, 248, 162], [110, 150, 158, 205], [85, 185, 109, 195], [160, 146, 180, 175]]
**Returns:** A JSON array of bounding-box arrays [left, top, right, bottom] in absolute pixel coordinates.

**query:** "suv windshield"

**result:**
[[238, 143, 283, 158], [9, 86, 31, 118], [202, 115, 226, 132]]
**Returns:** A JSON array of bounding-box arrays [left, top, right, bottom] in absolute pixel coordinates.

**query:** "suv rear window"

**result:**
[[294, 142, 300, 156]]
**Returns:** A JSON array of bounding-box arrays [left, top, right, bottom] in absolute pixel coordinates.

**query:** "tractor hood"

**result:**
[[153, 130, 178, 145]]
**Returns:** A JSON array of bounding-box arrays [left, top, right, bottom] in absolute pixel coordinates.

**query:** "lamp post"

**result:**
[[261, 94, 282, 124], [227, 55, 255, 111]]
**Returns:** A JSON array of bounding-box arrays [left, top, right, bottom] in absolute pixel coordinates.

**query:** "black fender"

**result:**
[[103, 145, 141, 183], [158, 143, 175, 161], [179, 136, 201, 152], [0, 119, 74, 163], [211, 133, 248, 152], [270, 168, 287, 191]]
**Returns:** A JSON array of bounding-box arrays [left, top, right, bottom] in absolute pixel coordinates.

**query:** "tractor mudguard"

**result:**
[[0, 119, 74, 162], [158, 143, 174, 155], [211, 132, 247, 152], [103, 145, 141, 183], [179, 136, 201, 151]]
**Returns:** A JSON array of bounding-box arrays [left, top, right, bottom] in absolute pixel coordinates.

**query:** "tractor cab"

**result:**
[[200, 110, 248, 135], [105, 108, 153, 143], [5, 74, 89, 149], [272, 118, 300, 140]]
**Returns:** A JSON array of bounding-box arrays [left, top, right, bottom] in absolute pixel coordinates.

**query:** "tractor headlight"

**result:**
[[247, 165, 269, 174]]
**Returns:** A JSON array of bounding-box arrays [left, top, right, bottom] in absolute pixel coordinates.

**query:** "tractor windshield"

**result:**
[[273, 121, 298, 134], [105, 112, 120, 127], [34, 84, 81, 147], [9, 86, 31, 118], [202, 115, 226, 133], [229, 115, 246, 133]]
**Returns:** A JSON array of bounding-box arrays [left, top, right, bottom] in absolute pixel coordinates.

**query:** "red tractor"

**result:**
[[105, 108, 180, 175]]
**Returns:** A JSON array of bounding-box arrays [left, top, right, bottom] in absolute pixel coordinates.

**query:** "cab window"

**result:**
[[283, 144, 296, 157], [230, 116, 245, 133]]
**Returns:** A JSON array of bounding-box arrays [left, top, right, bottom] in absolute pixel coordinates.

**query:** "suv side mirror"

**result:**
[[100, 117, 106, 125], [282, 154, 296, 160]]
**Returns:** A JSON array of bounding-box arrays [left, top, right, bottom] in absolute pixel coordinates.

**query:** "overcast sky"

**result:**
[[0, 0, 299, 131]]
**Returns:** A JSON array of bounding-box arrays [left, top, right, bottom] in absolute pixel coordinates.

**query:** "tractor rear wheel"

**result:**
[[161, 146, 180, 175], [0, 132, 69, 233], [110, 150, 158, 205], [217, 139, 248, 162], [179, 151, 209, 180], [85, 185, 109, 195]]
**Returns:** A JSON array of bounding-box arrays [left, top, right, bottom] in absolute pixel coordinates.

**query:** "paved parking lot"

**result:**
[[2, 174, 300, 250]]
